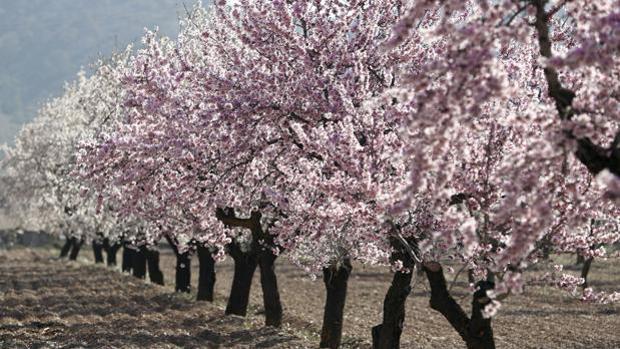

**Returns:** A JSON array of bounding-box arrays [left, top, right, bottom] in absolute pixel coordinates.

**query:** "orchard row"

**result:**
[[1, 1, 620, 348]]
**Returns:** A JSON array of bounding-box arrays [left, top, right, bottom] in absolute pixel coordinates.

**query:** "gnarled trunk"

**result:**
[[469, 281, 495, 349], [424, 262, 496, 349], [132, 247, 147, 279], [197, 245, 216, 301], [225, 242, 257, 316], [146, 248, 164, 285], [372, 237, 415, 349], [372, 270, 412, 349], [59, 237, 74, 258], [68, 238, 84, 261], [259, 249, 282, 327], [92, 240, 104, 264], [214, 208, 283, 326], [320, 258, 352, 349]]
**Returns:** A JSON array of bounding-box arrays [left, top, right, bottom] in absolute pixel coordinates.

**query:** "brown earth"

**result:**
[[1, 246, 620, 348]]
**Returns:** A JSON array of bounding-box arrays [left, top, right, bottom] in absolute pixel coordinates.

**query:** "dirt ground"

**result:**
[[1, 247, 620, 348]]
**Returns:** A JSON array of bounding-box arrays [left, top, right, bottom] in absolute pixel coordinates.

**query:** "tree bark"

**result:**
[[164, 235, 192, 293], [197, 245, 216, 302], [259, 249, 283, 327], [424, 262, 496, 349], [92, 240, 104, 264], [581, 256, 594, 289], [59, 237, 74, 258], [103, 239, 120, 266], [132, 246, 147, 279], [225, 242, 257, 316], [320, 258, 352, 349], [68, 238, 84, 261], [469, 281, 496, 349], [538, 235, 552, 260], [215, 208, 283, 326], [122, 244, 134, 273], [146, 248, 164, 285], [373, 237, 415, 349], [468, 269, 476, 284], [175, 251, 191, 293], [576, 254, 585, 265], [531, 0, 620, 177]]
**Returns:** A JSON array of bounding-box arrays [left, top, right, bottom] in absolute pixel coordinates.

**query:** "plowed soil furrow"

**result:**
[[0, 249, 314, 349], [1, 248, 620, 348]]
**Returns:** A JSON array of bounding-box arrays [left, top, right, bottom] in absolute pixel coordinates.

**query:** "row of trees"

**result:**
[[1, 1, 620, 348]]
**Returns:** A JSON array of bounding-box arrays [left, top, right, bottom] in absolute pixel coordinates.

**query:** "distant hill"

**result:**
[[0, 0, 195, 145]]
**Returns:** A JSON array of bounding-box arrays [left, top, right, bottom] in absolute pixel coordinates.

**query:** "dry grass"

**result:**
[[1, 246, 620, 348]]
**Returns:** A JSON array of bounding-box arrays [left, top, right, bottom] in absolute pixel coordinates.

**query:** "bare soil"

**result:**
[[2, 246, 620, 348]]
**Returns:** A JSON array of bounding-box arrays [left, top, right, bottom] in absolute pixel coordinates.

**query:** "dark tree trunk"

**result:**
[[540, 237, 552, 260], [320, 258, 352, 349], [122, 245, 134, 273], [581, 256, 594, 289], [197, 245, 216, 302], [225, 242, 258, 316], [576, 254, 585, 265], [468, 269, 476, 284], [68, 239, 84, 261], [164, 235, 192, 293], [132, 247, 147, 279], [104, 239, 120, 266], [259, 249, 283, 327], [146, 248, 164, 285], [175, 251, 191, 293], [59, 237, 74, 258], [469, 281, 496, 349], [372, 237, 415, 349], [424, 262, 496, 349], [92, 240, 104, 264]]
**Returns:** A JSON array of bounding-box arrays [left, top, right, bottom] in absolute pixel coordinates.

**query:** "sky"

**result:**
[[0, 0, 194, 145]]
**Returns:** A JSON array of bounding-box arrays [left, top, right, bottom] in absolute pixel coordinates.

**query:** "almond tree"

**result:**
[[382, 1, 620, 348]]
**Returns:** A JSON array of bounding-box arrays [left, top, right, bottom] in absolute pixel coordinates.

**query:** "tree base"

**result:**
[[320, 258, 352, 349]]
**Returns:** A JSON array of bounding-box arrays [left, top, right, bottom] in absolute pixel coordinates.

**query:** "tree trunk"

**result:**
[[372, 237, 415, 349], [175, 251, 191, 293], [132, 247, 147, 279], [92, 240, 104, 264], [468, 269, 476, 284], [225, 242, 258, 316], [576, 254, 585, 265], [164, 235, 192, 293], [146, 248, 164, 285], [372, 270, 412, 349], [469, 281, 496, 349], [197, 245, 216, 302], [581, 257, 594, 289], [122, 245, 134, 273], [424, 262, 496, 349], [541, 238, 552, 260], [59, 237, 74, 258], [320, 258, 352, 349], [104, 239, 120, 266], [259, 249, 283, 327], [68, 239, 84, 261]]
